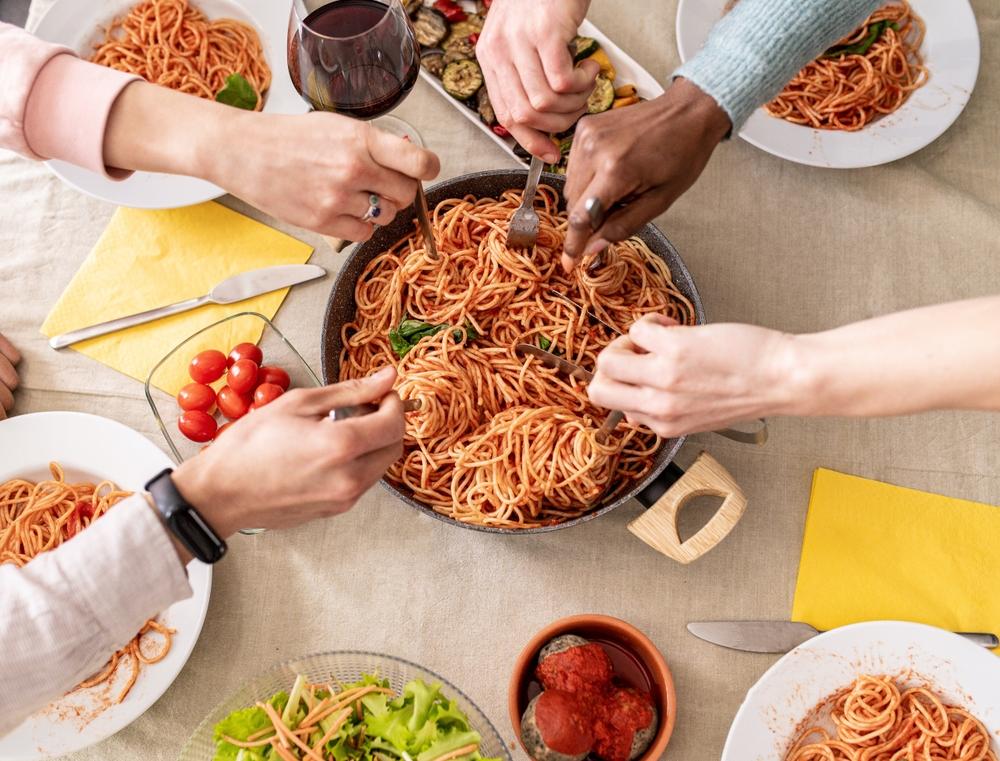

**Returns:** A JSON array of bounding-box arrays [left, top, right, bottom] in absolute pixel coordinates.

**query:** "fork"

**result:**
[[506, 155, 545, 249]]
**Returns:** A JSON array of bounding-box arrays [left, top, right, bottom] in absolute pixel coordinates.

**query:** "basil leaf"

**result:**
[[398, 319, 433, 339], [538, 336, 551, 351], [216, 73, 258, 111], [823, 20, 889, 59], [388, 329, 412, 359]]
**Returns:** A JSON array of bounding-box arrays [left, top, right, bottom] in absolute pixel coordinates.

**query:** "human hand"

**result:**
[[588, 315, 796, 437], [211, 113, 440, 241], [0, 334, 21, 420], [562, 78, 730, 271], [171, 367, 405, 536], [477, 0, 599, 162]]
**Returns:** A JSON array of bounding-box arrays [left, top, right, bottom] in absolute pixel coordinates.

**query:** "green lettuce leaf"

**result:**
[[212, 692, 287, 761]]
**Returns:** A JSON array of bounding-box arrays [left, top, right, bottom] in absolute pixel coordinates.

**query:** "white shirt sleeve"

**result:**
[[0, 495, 192, 737]]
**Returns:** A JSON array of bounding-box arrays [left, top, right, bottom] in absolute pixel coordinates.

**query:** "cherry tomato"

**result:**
[[214, 421, 234, 439], [227, 359, 259, 395], [178, 410, 217, 443], [492, 125, 511, 138], [189, 350, 227, 384], [257, 365, 291, 391], [177, 382, 216, 413], [217, 385, 252, 420], [433, 0, 466, 22], [228, 342, 263, 367], [252, 383, 284, 408]]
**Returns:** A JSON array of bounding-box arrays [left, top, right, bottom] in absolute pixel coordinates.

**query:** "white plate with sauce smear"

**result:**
[[676, 0, 981, 168], [0, 412, 212, 760], [32, 0, 308, 208], [722, 621, 1000, 760]]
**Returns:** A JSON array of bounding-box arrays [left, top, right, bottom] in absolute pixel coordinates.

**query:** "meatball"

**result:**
[[592, 687, 658, 761], [521, 691, 593, 761], [537, 637, 614, 696]]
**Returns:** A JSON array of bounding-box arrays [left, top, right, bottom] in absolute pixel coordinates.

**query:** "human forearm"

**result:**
[[787, 296, 1000, 418], [674, 0, 883, 130]]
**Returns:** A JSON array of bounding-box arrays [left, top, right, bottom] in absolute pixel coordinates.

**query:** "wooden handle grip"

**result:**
[[627, 451, 747, 564]]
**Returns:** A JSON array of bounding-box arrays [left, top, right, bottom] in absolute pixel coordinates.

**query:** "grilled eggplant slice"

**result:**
[[442, 59, 483, 100], [443, 35, 477, 63], [413, 7, 448, 48], [447, 15, 485, 40], [421, 48, 446, 77], [476, 86, 496, 125], [401, 0, 422, 16], [587, 75, 615, 114]]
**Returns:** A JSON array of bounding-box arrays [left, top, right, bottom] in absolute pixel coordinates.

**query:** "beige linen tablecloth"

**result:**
[[2, 2, 998, 759]]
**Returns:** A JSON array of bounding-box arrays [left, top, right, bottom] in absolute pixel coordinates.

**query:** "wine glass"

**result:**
[[287, 0, 423, 143]]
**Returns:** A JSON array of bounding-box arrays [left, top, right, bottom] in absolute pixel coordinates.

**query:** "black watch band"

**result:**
[[145, 468, 227, 564]]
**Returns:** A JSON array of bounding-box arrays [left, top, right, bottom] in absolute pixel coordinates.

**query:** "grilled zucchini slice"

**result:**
[[420, 48, 446, 78], [477, 87, 497, 125], [413, 7, 448, 48], [442, 59, 484, 100], [443, 35, 476, 63], [570, 35, 599, 62], [587, 75, 614, 114]]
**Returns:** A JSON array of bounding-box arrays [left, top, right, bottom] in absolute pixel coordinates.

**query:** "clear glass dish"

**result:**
[[178, 650, 512, 761], [145, 311, 319, 463]]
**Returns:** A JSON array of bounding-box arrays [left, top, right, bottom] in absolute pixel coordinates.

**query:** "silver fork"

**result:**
[[506, 155, 545, 249]]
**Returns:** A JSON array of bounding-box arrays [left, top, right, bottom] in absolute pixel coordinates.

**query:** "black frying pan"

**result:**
[[321, 170, 744, 552]]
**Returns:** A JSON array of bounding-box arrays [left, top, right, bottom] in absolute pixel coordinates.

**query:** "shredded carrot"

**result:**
[[260, 702, 326, 761], [312, 707, 353, 753], [429, 743, 480, 761]]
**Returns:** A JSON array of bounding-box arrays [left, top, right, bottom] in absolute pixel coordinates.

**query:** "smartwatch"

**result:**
[[145, 468, 227, 564]]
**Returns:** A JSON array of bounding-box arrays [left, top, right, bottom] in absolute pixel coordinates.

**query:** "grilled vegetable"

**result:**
[[613, 95, 639, 109], [447, 15, 485, 40], [587, 75, 615, 114], [478, 0, 492, 11], [570, 35, 599, 62], [401, 0, 422, 16], [442, 59, 483, 100], [433, 0, 467, 23], [614, 83, 637, 98], [421, 48, 446, 77], [587, 48, 616, 81], [477, 86, 497, 126], [443, 35, 477, 63], [413, 7, 448, 48]]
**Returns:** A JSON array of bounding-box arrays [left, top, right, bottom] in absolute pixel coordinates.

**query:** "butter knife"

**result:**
[[687, 621, 999, 653], [49, 264, 326, 350]]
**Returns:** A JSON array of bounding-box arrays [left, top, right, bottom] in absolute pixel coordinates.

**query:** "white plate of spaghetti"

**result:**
[[676, 0, 981, 168], [0, 411, 211, 760], [32, 0, 308, 208], [722, 621, 1000, 761]]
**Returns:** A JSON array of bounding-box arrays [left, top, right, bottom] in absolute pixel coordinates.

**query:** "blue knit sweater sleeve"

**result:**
[[674, 0, 883, 131]]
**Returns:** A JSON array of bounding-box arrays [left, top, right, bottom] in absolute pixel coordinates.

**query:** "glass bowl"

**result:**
[[178, 650, 512, 761], [145, 311, 319, 463]]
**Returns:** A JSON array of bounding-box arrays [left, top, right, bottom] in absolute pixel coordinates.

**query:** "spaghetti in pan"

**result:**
[[340, 186, 695, 529]]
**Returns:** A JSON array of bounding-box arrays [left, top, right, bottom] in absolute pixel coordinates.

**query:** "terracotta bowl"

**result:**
[[508, 615, 677, 761]]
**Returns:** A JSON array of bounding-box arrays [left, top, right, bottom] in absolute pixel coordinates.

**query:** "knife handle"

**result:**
[[628, 451, 747, 564], [49, 295, 209, 350]]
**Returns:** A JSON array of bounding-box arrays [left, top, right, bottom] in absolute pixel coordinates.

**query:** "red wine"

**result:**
[[288, 0, 419, 118]]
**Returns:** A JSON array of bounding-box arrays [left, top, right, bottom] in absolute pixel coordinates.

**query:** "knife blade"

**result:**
[[49, 264, 326, 350], [687, 621, 1000, 653], [547, 289, 622, 336], [514, 343, 593, 383]]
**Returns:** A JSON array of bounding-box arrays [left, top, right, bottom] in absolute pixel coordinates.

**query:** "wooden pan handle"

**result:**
[[627, 451, 747, 564]]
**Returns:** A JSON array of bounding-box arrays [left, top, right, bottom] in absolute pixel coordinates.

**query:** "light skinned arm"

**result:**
[[588, 297, 1000, 437], [0, 370, 404, 735]]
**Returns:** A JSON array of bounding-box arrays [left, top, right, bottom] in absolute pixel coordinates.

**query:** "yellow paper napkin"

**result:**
[[42, 203, 313, 395], [793, 468, 1000, 654]]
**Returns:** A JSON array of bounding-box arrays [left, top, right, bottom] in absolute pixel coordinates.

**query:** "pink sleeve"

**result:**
[[0, 21, 140, 180]]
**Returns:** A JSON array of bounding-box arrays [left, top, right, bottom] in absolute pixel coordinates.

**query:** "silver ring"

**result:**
[[360, 193, 382, 223]]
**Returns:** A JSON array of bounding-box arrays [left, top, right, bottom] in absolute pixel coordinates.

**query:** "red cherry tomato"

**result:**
[[178, 410, 217, 443], [214, 421, 234, 439], [227, 359, 259, 395], [492, 124, 511, 138], [189, 350, 227, 384], [252, 383, 284, 408], [177, 382, 216, 413], [257, 365, 291, 391], [228, 342, 263, 367], [217, 385, 252, 420]]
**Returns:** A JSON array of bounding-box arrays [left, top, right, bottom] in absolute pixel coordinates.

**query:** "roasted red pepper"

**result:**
[[433, 0, 467, 22], [468, 32, 480, 45], [492, 125, 511, 138]]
